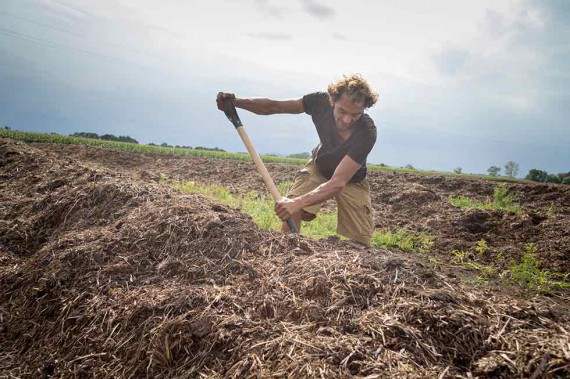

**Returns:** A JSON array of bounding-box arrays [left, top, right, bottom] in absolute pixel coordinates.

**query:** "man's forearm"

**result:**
[[235, 98, 277, 115], [295, 179, 345, 208]]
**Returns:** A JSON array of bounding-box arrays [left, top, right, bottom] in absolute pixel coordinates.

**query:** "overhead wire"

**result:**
[[0, 8, 197, 76], [0, 27, 118, 63], [0, 9, 87, 38]]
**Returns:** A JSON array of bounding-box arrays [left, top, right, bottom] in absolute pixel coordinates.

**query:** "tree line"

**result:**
[[484, 161, 569, 185], [525, 169, 570, 184], [70, 132, 138, 144], [71, 132, 231, 151]]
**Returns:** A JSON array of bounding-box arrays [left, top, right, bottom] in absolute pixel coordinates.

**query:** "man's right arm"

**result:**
[[217, 92, 304, 115]]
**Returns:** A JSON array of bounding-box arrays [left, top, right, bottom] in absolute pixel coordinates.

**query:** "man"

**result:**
[[216, 74, 379, 246]]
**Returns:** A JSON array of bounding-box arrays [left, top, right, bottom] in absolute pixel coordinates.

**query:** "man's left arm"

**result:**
[[274, 155, 362, 220]]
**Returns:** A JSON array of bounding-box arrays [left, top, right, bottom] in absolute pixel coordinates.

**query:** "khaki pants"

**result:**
[[287, 160, 374, 246]]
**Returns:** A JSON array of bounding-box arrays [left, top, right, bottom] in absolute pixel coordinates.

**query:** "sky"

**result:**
[[1, 0, 569, 176]]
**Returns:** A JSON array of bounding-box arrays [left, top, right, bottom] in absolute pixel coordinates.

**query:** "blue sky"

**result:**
[[1, 0, 569, 176]]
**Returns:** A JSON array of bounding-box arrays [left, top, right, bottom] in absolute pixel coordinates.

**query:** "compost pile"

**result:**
[[1, 138, 569, 378], [38, 143, 570, 274]]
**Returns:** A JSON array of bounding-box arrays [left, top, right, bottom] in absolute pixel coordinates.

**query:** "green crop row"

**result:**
[[0, 129, 308, 165], [1, 129, 526, 181]]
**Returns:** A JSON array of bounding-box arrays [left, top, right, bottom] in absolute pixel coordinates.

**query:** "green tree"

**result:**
[[71, 132, 99, 139], [453, 167, 462, 174], [562, 177, 570, 185], [100, 134, 117, 141], [504, 161, 519, 178], [4, 126, 10, 130], [525, 169, 548, 182], [286, 152, 311, 159], [404, 164, 415, 170], [547, 174, 561, 183], [195, 146, 226, 152], [116, 135, 138, 144], [487, 166, 501, 176]]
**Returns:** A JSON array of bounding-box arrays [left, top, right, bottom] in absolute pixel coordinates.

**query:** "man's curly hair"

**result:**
[[327, 74, 379, 109]]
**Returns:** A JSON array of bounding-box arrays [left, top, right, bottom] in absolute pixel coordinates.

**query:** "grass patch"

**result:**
[[507, 243, 570, 293], [449, 184, 521, 214], [449, 241, 569, 293], [170, 180, 340, 240], [449, 249, 499, 281], [371, 229, 433, 253], [167, 177, 438, 249], [170, 180, 434, 247], [172, 179, 436, 251]]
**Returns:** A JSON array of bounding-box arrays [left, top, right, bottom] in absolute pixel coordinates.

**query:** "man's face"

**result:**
[[331, 93, 366, 132]]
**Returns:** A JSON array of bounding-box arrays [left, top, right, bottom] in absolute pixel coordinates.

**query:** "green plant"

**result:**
[[496, 251, 505, 264], [508, 243, 550, 291], [526, 242, 538, 254], [277, 180, 293, 196], [493, 184, 513, 207], [546, 203, 555, 218], [450, 249, 471, 263], [449, 196, 477, 208], [445, 242, 569, 292], [477, 264, 498, 281], [170, 180, 340, 240], [372, 229, 433, 253], [507, 243, 569, 292], [449, 184, 521, 214], [475, 239, 489, 256], [449, 249, 498, 280]]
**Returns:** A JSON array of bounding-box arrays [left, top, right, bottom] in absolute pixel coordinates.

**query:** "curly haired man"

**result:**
[[217, 75, 379, 246]]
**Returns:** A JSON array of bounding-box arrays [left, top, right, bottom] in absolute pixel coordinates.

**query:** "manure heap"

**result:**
[[1, 138, 569, 378]]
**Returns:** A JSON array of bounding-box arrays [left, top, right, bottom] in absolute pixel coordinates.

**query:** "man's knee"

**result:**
[[302, 210, 316, 221]]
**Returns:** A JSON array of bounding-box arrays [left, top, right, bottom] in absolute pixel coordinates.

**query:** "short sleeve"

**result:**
[[347, 118, 377, 164], [302, 92, 328, 116]]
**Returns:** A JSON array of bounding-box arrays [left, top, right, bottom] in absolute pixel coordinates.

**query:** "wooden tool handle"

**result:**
[[222, 98, 298, 234], [236, 126, 281, 201], [236, 127, 298, 233]]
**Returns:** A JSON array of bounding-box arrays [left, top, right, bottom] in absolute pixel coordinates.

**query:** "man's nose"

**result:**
[[343, 115, 352, 124]]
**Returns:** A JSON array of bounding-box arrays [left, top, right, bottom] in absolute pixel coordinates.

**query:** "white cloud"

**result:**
[[1, 0, 568, 173]]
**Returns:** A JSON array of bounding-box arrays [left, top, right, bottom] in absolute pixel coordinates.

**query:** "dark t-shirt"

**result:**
[[303, 92, 377, 183]]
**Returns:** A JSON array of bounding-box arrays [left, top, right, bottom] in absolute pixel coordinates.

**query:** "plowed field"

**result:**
[[1, 138, 569, 378]]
